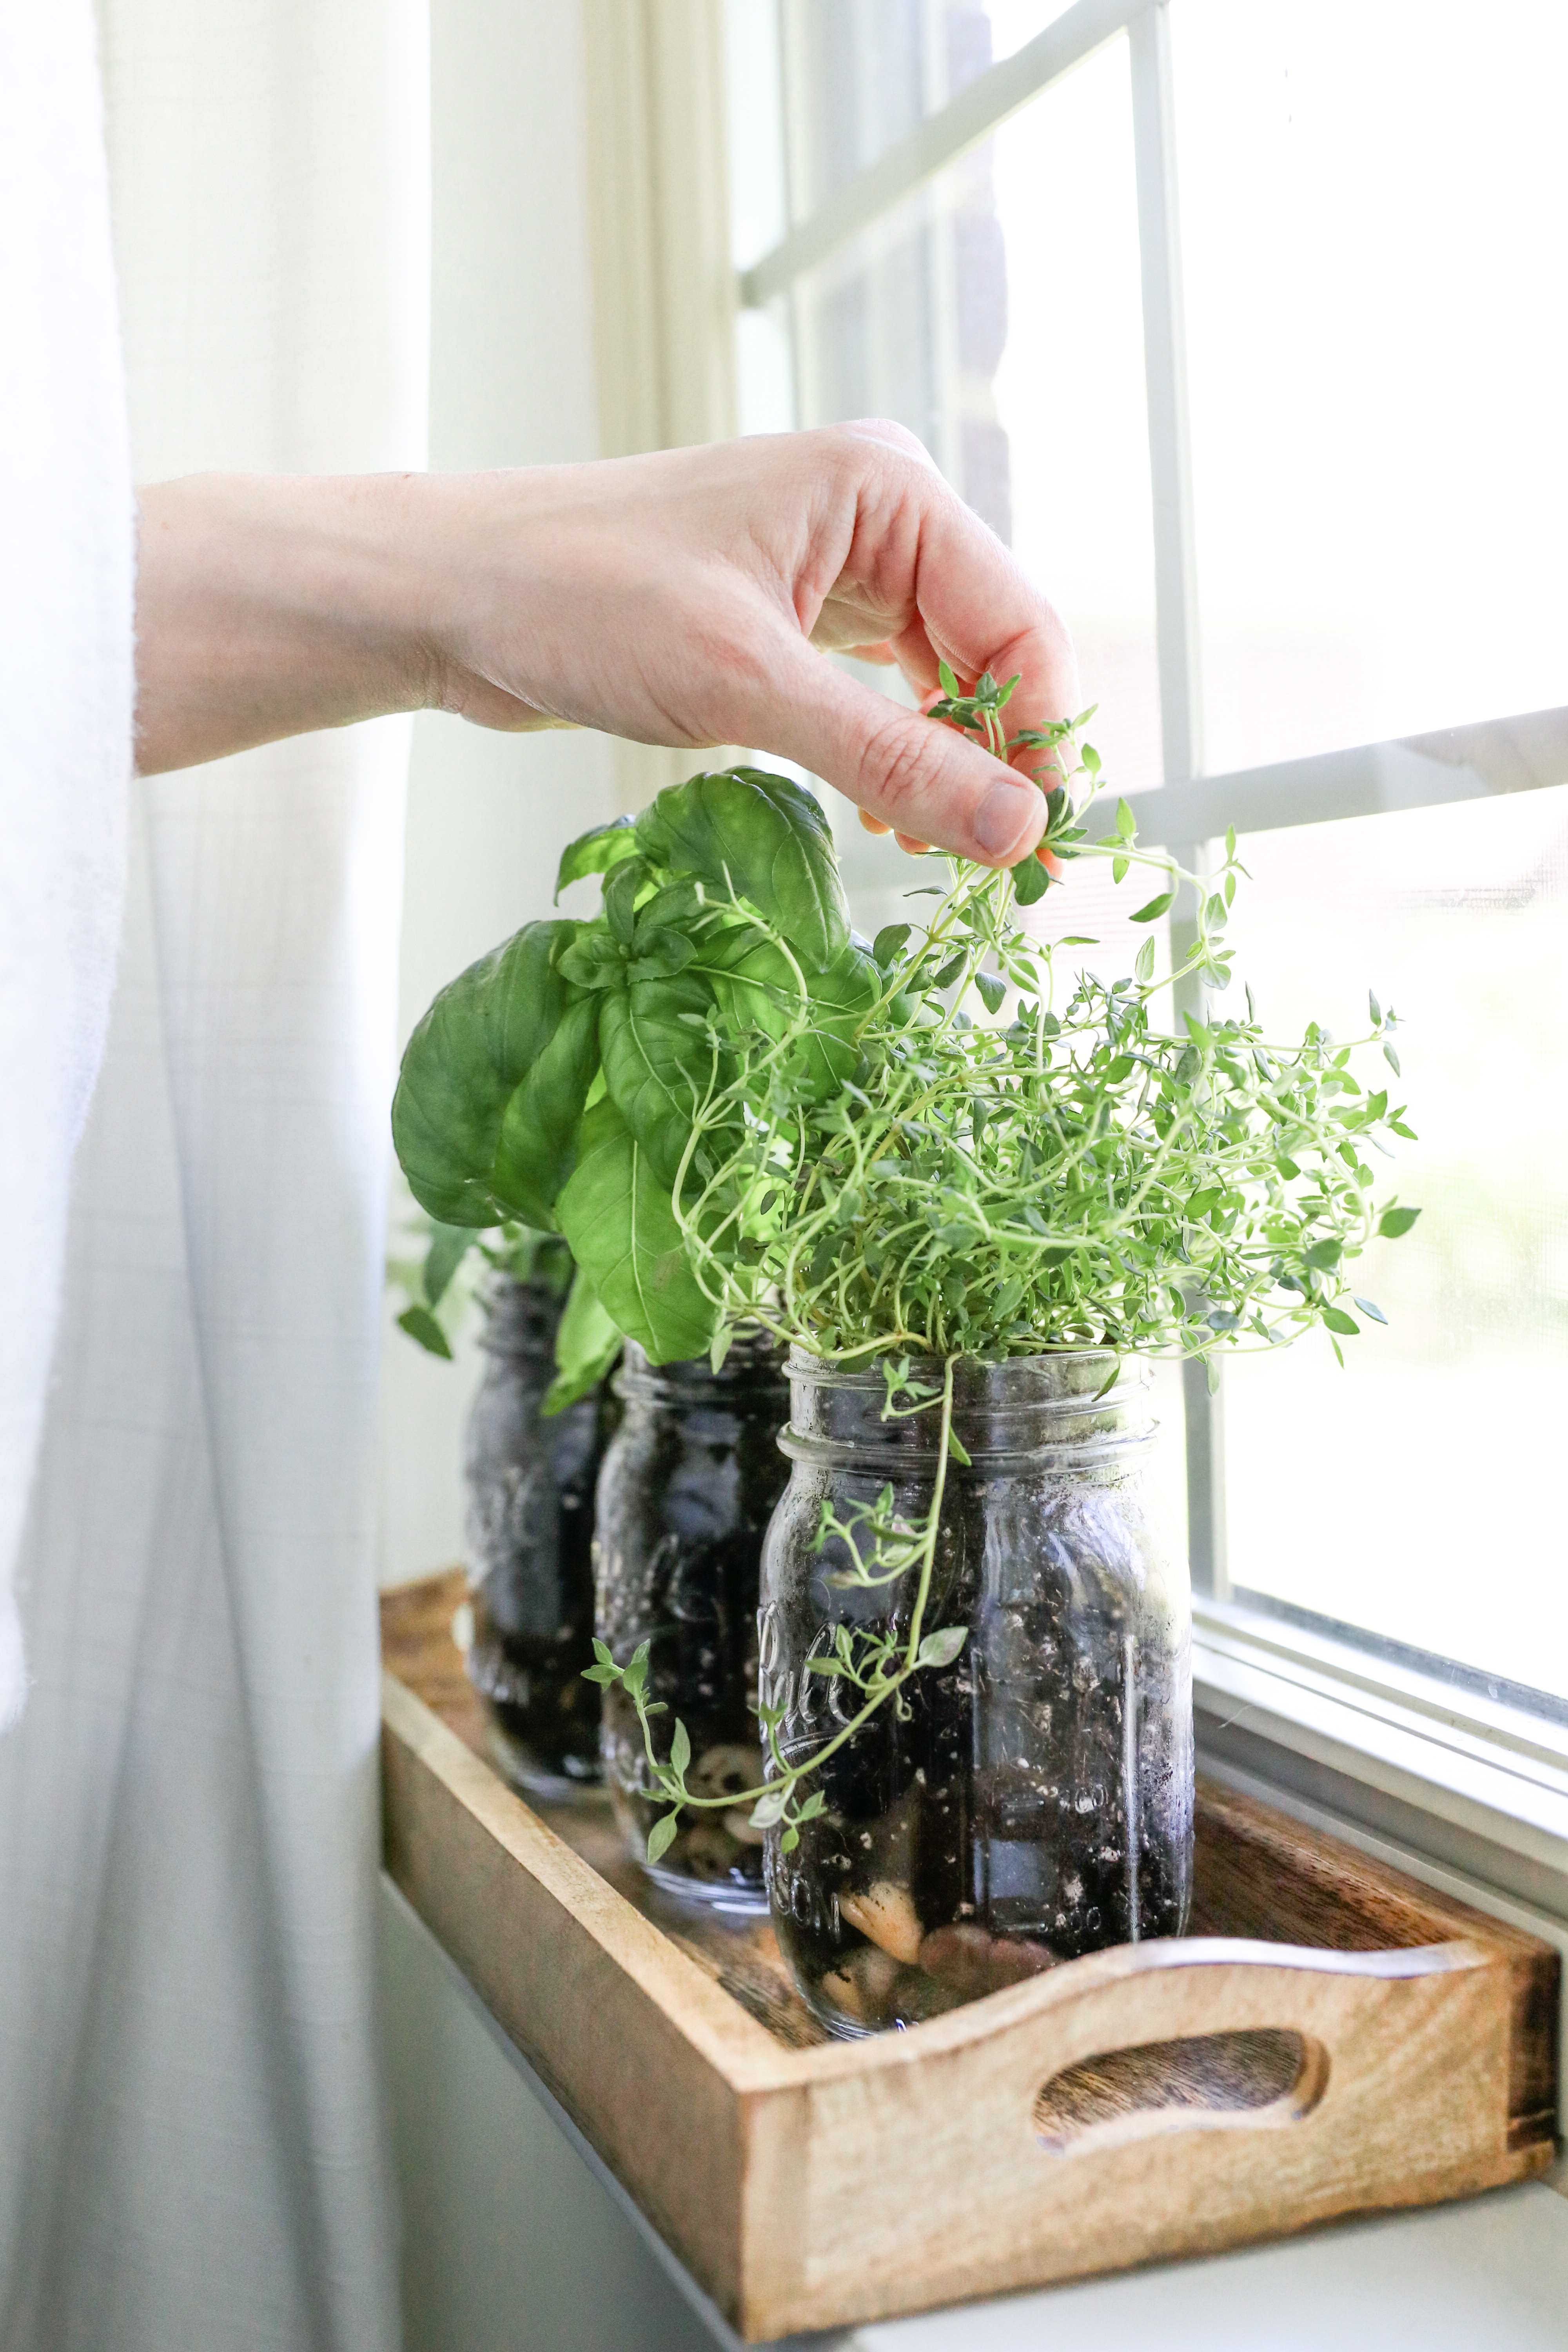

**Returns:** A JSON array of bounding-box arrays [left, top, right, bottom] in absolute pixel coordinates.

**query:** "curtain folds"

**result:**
[[0, 2, 429, 2346]]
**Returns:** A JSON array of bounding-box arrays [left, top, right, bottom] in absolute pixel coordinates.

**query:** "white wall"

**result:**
[[376, 0, 619, 1588]]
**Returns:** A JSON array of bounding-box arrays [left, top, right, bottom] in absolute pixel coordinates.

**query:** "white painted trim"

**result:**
[[739, 0, 1149, 307], [1129, 0, 1202, 788], [1194, 1597, 1568, 1924], [1126, 702, 1568, 837]]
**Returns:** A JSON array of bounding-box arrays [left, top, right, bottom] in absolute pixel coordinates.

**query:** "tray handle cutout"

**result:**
[[1034, 2027, 1329, 2157]]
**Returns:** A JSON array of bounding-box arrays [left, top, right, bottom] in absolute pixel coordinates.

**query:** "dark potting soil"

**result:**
[[463, 1278, 619, 1795], [595, 1334, 791, 1906], [760, 1378, 1192, 2034]]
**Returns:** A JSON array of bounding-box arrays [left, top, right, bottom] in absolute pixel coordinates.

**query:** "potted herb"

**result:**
[[388, 1221, 621, 1795], [595, 1329, 789, 1907], [393, 680, 1414, 2027]]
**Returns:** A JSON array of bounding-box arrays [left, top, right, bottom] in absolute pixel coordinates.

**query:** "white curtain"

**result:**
[[0, 2, 428, 2347]]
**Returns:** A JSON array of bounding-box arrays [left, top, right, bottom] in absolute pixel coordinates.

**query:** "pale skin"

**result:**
[[134, 421, 1079, 867]]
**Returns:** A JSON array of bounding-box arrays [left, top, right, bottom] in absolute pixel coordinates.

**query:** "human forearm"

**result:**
[[134, 472, 449, 773]]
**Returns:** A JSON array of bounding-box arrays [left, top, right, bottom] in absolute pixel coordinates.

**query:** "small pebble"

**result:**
[[840, 1880, 924, 1965]]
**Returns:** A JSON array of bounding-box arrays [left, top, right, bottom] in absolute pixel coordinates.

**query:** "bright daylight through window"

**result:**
[[725, 0, 1568, 1707]]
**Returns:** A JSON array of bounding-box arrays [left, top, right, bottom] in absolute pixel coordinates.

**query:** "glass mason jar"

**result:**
[[463, 1276, 619, 1797], [760, 1350, 1192, 2036], [595, 1332, 790, 1909]]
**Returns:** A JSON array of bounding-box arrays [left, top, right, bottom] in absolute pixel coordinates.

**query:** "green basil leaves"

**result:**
[[392, 765, 863, 1363]]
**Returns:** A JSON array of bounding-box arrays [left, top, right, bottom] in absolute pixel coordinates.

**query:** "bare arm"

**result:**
[[133, 425, 1078, 867]]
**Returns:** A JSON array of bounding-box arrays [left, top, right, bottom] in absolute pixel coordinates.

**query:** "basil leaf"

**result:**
[[554, 815, 639, 898], [392, 920, 578, 1227], [600, 973, 718, 1185], [492, 990, 602, 1227], [635, 767, 849, 971], [603, 856, 650, 946], [423, 1222, 476, 1308], [698, 931, 876, 1102], [628, 931, 697, 980], [557, 929, 628, 991], [396, 1304, 454, 1360], [633, 879, 708, 942], [555, 1097, 717, 1362], [542, 1266, 622, 1416]]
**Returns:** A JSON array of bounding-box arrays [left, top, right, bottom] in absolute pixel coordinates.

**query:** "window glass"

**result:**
[[777, 2, 1080, 216], [1215, 791, 1568, 1701], [786, 34, 1163, 795], [1172, 0, 1568, 775]]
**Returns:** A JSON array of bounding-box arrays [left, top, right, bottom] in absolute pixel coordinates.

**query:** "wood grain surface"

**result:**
[[381, 1573, 1560, 2339]]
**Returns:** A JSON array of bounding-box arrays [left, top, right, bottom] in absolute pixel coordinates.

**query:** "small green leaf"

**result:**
[[423, 1223, 475, 1308], [554, 815, 639, 898], [396, 1304, 453, 1360], [872, 922, 911, 968], [1134, 936, 1156, 984], [1112, 854, 1129, 884], [1303, 1240, 1343, 1270], [1012, 856, 1050, 906], [974, 969, 1007, 1015], [671, 1719, 691, 1777], [916, 1626, 968, 1669], [543, 1266, 622, 1416], [1323, 1306, 1359, 1336], [646, 1813, 680, 1864], [1354, 1296, 1388, 1325], [1368, 989, 1383, 1027], [1383, 1042, 1402, 1076], [1130, 891, 1174, 924], [749, 1787, 790, 1829], [945, 1430, 972, 1466], [1378, 1205, 1421, 1239], [1116, 798, 1136, 841], [938, 658, 960, 697]]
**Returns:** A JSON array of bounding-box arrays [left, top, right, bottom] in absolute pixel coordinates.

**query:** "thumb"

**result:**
[[749, 642, 1048, 867]]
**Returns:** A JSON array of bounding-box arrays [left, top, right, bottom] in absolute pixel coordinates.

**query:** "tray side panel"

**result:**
[[1195, 1777, 1561, 2149], [383, 1676, 767, 2320], [742, 1942, 1548, 2339]]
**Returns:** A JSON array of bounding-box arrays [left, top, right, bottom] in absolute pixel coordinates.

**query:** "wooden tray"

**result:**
[[381, 1571, 1559, 2341]]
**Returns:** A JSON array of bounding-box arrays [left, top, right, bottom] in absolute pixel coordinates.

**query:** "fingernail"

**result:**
[[973, 783, 1039, 857]]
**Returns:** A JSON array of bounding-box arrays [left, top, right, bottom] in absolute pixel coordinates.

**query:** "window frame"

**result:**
[[717, 0, 1568, 2005]]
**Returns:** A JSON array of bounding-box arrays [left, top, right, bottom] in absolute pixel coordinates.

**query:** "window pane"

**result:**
[[778, 2, 1080, 214], [1214, 792, 1568, 1703], [1173, 0, 1568, 775], [788, 33, 1163, 794]]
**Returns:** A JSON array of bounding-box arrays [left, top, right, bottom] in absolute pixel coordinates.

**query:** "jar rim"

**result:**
[[779, 1346, 1156, 1470], [784, 1344, 1149, 1394]]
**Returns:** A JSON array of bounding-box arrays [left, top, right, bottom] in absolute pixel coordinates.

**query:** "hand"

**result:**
[[135, 426, 1078, 866]]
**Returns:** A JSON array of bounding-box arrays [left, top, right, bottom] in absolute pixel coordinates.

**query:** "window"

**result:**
[[723, 0, 1568, 1718]]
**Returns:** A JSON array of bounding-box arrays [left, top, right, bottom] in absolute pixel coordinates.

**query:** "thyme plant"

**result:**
[[394, 674, 1417, 1860]]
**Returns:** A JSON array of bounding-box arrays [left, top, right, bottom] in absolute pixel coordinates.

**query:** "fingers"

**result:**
[[834, 426, 1081, 772], [753, 638, 1048, 867]]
